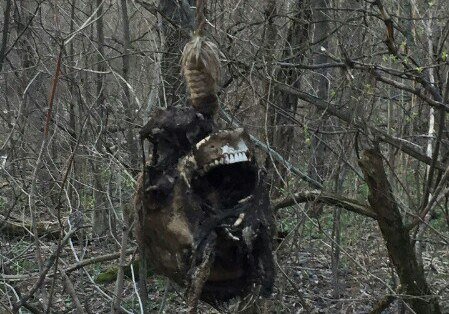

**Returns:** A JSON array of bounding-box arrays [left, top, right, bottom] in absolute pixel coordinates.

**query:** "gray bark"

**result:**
[[0, 0, 12, 72], [92, 0, 108, 236], [271, 0, 310, 193], [120, 0, 139, 172], [307, 0, 330, 216], [359, 147, 441, 314]]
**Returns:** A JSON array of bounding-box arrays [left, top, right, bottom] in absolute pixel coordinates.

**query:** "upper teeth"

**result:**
[[221, 139, 248, 156], [234, 152, 247, 163], [203, 151, 250, 172]]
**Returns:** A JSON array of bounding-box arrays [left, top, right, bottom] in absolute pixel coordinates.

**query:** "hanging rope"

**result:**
[[181, 0, 221, 117], [195, 0, 206, 36]]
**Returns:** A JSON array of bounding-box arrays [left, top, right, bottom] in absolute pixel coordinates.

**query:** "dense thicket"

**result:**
[[1, 0, 448, 312]]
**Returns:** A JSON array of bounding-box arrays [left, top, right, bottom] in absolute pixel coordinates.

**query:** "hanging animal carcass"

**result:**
[[134, 33, 275, 308]]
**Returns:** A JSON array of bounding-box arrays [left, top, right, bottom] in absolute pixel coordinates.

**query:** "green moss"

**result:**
[[95, 261, 154, 284], [95, 267, 119, 283]]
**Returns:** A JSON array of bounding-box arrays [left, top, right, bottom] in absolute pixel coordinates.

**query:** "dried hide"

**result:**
[[134, 105, 275, 306]]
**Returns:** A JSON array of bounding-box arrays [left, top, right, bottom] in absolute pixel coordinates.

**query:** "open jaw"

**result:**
[[192, 130, 257, 209], [190, 131, 259, 295]]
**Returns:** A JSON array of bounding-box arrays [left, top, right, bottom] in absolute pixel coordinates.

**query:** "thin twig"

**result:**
[[111, 200, 131, 312], [12, 227, 87, 312], [0, 249, 136, 282], [61, 270, 85, 314]]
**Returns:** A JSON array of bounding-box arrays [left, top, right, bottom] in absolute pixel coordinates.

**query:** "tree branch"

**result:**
[[273, 190, 377, 219], [272, 81, 446, 170]]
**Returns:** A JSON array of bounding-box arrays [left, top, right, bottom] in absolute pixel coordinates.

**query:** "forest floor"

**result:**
[[1, 209, 448, 313]]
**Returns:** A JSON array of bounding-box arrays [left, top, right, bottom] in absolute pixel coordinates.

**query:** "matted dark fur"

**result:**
[[134, 105, 275, 306]]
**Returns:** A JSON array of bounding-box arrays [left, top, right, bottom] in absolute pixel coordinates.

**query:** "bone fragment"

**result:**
[[233, 213, 245, 227]]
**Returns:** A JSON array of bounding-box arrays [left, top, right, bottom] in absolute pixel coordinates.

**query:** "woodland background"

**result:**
[[0, 0, 448, 313]]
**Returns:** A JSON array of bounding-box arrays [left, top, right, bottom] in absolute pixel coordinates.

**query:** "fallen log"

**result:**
[[0, 214, 60, 239]]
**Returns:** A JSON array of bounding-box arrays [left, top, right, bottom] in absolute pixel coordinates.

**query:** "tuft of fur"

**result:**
[[181, 35, 221, 115]]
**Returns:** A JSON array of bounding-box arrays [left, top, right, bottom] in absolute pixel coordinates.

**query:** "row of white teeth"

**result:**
[[199, 152, 250, 173], [225, 152, 248, 163]]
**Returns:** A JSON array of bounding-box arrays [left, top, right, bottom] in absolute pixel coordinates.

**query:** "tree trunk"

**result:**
[[307, 0, 330, 216], [120, 0, 139, 172], [158, 0, 194, 107], [67, 0, 78, 205], [271, 0, 310, 193], [358, 147, 441, 314], [262, 0, 278, 188], [91, 0, 108, 236], [0, 0, 12, 72], [415, 7, 436, 270]]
